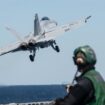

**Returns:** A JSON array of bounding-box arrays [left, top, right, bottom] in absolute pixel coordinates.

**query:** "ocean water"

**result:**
[[0, 85, 67, 104]]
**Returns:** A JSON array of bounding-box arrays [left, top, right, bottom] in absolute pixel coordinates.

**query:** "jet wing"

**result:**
[[0, 41, 22, 56], [0, 16, 91, 56], [36, 16, 91, 42]]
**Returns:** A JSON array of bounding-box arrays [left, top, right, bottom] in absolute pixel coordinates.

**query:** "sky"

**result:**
[[0, 0, 105, 85]]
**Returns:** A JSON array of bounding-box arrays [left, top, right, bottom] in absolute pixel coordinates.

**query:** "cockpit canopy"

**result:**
[[41, 17, 50, 21]]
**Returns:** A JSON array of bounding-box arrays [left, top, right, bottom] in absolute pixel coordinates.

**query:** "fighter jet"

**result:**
[[0, 14, 91, 62]]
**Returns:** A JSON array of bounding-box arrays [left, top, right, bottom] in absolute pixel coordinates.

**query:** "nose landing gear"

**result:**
[[29, 55, 34, 62], [29, 49, 36, 62]]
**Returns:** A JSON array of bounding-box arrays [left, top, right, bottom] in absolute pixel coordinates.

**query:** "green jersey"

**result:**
[[83, 69, 105, 105]]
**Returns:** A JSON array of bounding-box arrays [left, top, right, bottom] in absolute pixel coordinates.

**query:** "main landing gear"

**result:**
[[51, 40, 60, 52]]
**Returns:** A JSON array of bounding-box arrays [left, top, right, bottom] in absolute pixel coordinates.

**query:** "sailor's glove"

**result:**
[[65, 84, 73, 93]]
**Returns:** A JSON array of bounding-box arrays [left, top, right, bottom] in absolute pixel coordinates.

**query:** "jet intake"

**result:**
[[20, 43, 28, 50], [29, 39, 36, 46]]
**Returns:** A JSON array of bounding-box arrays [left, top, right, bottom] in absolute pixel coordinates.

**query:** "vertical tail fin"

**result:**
[[34, 13, 41, 36]]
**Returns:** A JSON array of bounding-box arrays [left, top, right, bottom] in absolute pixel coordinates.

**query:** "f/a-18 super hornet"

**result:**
[[0, 14, 91, 62]]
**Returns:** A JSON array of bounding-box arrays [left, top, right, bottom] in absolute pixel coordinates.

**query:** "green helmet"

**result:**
[[73, 45, 97, 65]]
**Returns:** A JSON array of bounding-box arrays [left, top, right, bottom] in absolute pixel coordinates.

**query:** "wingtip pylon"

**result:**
[[85, 15, 92, 23]]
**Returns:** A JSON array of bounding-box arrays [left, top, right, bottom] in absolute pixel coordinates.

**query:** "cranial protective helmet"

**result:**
[[73, 45, 97, 65]]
